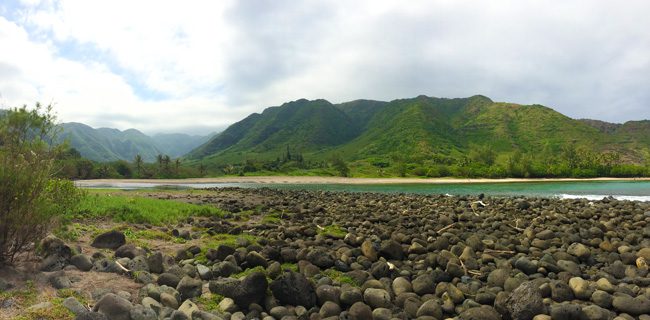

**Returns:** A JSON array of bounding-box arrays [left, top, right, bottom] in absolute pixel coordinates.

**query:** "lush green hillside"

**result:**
[[59, 123, 212, 162], [186, 95, 650, 178]]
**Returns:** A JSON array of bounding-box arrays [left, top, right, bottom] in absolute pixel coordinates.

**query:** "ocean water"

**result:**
[[77, 180, 650, 201]]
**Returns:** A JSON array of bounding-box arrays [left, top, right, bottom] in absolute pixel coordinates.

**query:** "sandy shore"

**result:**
[[75, 176, 650, 186]]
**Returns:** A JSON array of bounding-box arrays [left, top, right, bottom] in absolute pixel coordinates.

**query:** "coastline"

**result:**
[[75, 176, 650, 186]]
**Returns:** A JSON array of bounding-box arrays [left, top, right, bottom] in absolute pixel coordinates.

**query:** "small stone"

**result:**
[[218, 297, 239, 313], [392, 277, 412, 296], [505, 281, 545, 320], [196, 264, 212, 280], [416, 299, 442, 319], [612, 294, 650, 315], [178, 300, 199, 318], [567, 243, 591, 260], [361, 240, 378, 262], [176, 276, 203, 300], [550, 303, 585, 320], [582, 304, 613, 320], [269, 306, 291, 319], [569, 277, 592, 300], [596, 278, 614, 293], [348, 301, 373, 320], [91, 230, 126, 250], [129, 305, 157, 320], [62, 297, 87, 315], [487, 268, 509, 288], [50, 275, 72, 289], [363, 288, 391, 309], [70, 254, 93, 271], [319, 301, 341, 318], [591, 290, 613, 308], [141, 297, 162, 310], [160, 292, 179, 309], [459, 305, 502, 320], [245, 251, 268, 268], [92, 293, 133, 320]]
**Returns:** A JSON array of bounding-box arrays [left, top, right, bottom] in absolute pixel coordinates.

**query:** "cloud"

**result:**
[[0, 0, 649, 134]]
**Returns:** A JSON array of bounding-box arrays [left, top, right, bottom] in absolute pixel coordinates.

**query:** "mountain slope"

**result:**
[[188, 99, 360, 160], [59, 123, 212, 162], [187, 95, 650, 168]]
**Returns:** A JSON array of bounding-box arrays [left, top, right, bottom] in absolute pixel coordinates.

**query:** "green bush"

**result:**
[[0, 104, 82, 265]]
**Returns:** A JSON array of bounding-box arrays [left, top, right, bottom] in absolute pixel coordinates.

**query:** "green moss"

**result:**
[[280, 263, 298, 272], [319, 224, 347, 238], [195, 294, 225, 312], [232, 266, 266, 279], [321, 269, 360, 287]]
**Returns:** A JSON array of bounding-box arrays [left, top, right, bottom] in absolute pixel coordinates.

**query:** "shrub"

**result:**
[[0, 104, 82, 265]]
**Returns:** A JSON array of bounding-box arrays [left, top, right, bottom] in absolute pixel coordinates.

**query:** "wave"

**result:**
[[557, 194, 650, 202]]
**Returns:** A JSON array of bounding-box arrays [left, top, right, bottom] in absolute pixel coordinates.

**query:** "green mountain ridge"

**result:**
[[187, 95, 650, 175], [59, 123, 212, 162]]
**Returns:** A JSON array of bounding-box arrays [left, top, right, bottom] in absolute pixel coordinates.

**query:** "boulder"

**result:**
[[92, 293, 133, 320], [91, 231, 126, 250], [269, 270, 317, 308]]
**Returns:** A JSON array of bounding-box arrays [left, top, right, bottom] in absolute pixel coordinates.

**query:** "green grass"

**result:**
[[281, 263, 298, 272], [321, 269, 360, 287], [232, 266, 266, 279], [319, 224, 347, 238], [73, 192, 225, 225], [195, 294, 224, 312]]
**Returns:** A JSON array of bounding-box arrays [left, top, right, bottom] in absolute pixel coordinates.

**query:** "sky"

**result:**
[[0, 1, 649, 135]]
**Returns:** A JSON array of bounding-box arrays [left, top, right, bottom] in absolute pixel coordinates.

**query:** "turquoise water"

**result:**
[[77, 180, 650, 201]]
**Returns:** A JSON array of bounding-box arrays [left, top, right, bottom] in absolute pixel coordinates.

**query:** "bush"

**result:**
[[0, 104, 82, 265]]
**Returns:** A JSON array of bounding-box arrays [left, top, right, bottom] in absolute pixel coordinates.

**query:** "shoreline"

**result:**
[[75, 176, 650, 186]]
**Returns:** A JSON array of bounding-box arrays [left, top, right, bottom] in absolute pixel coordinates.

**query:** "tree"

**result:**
[[174, 158, 181, 176], [134, 154, 143, 177], [330, 154, 350, 177], [0, 104, 82, 265]]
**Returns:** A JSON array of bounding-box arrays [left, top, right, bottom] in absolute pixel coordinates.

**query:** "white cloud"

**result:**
[[0, 0, 649, 134]]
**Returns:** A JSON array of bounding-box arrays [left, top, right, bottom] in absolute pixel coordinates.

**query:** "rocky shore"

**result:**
[[2, 187, 650, 320]]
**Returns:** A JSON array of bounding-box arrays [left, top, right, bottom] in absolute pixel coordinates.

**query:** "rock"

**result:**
[[306, 249, 335, 268], [514, 257, 538, 275], [160, 292, 179, 309], [92, 293, 133, 320], [459, 305, 503, 320], [316, 284, 341, 305], [447, 284, 465, 304], [70, 254, 93, 271], [50, 275, 72, 289], [596, 278, 615, 293], [550, 303, 585, 320], [487, 268, 510, 288], [591, 290, 613, 308], [340, 286, 363, 306], [245, 251, 268, 268], [75, 312, 109, 320], [416, 299, 442, 319], [568, 277, 592, 300], [412, 273, 436, 295], [147, 252, 164, 274], [91, 230, 126, 250], [197, 264, 212, 280], [211, 272, 268, 308], [567, 242, 591, 260], [212, 261, 240, 277], [637, 247, 650, 260], [392, 277, 412, 296], [550, 280, 574, 302], [127, 256, 150, 272], [129, 305, 157, 320], [269, 270, 317, 308], [192, 310, 221, 320], [319, 301, 341, 318], [157, 273, 181, 287], [379, 239, 404, 260], [178, 299, 199, 318], [93, 259, 124, 274], [612, 294, 650, 315], [372, 308, 392, 320], [363, 288, 391, 309], [581, 304, 613, 320], [134, 271, 154, 284], [557, 260, 581, 276], [219, 297, 239, 313], [348, 301, 373, 320], [505, 281, 545, 320], [141, 297, 162, 310], [361, 240, 378, 262], [115, 244, 146, 259], [40, 254, 68, 271], [62, 297, 87, 315]]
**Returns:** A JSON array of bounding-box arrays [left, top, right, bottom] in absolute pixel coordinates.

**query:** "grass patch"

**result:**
[[318, 224, 347, 238], [261, 211, 283, 224], [280, 262, 298, 272], [195, 294, 224, 312], [16, 297, 75, 320], [321, 269, 360, 287], [72, 192, 225, 225], [0, 281, 76, 320], [232, 266, 266, 279]]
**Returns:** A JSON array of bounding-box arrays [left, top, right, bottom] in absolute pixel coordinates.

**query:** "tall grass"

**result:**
[[73, 192, 224, 225]]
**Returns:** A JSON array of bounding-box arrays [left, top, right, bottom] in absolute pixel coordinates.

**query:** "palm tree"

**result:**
[[134, 154, 143, 177]]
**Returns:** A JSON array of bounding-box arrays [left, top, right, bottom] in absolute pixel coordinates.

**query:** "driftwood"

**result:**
[[436, 223, 456, 234]]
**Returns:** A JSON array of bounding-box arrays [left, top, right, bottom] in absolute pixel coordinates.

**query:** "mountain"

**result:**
[[187, 95, 650, 168], [152, 133, 214, 158], [59, 123, 212, 162]]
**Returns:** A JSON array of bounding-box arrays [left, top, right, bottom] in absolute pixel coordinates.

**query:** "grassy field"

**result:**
[[71, 190, 225, 225]]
